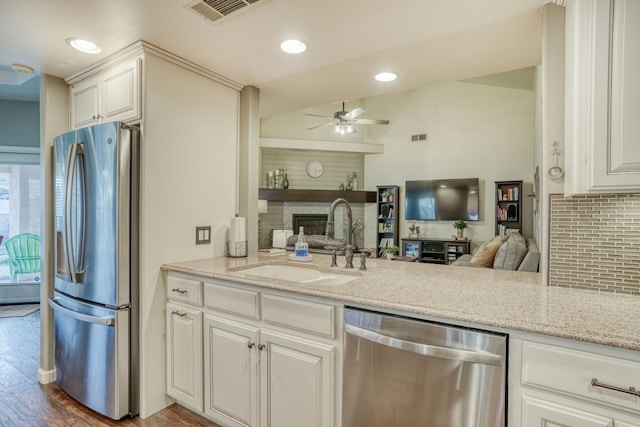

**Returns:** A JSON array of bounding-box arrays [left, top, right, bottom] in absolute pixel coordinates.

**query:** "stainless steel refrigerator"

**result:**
[[49, 121, 139, 420]]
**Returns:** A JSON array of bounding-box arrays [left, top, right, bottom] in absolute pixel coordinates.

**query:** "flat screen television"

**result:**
[[405, 178, 480, 221]]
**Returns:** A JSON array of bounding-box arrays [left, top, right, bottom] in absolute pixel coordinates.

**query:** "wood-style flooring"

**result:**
[[0, 309, 221, 426]]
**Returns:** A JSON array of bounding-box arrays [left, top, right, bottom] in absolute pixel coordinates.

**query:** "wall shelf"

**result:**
[[258, 188, 376, 203]]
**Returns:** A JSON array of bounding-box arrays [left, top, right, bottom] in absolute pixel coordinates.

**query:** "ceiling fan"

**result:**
[[305, 102, 390, 135]]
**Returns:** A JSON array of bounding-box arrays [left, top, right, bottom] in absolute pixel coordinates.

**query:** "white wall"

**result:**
[[139, 53, 238, 416], [362, 81, 535, 249]]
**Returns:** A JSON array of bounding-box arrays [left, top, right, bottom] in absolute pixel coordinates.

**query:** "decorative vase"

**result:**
[[456, 229, 464, 239], [346, 183, 352, 191], [282, 173, 289, 189], [389, 194, 394, 202]]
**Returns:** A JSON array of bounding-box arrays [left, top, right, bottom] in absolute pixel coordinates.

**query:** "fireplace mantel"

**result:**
[[258, 188, 376, 203]]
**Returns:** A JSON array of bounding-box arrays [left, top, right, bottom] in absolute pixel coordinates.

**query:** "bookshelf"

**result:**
[[495, 180, 523, 235], [376, 185, 399, 256]]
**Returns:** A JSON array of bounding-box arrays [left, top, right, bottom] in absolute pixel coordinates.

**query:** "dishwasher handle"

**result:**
[[345, 323, 503, 366]]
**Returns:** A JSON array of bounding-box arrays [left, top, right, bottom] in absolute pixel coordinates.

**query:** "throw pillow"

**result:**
[[493, 234, 528, 270], [470, 235, 508, 267]]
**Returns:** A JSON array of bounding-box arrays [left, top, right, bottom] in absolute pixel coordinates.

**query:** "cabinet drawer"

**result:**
[[166, 275, 203, 306], [204, 281, 259, 320], [262, 294, 335, 338], [522, 341, 640, 413]]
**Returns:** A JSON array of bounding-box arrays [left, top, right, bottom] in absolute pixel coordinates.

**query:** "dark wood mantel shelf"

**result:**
[[258, 188, 377, 203]]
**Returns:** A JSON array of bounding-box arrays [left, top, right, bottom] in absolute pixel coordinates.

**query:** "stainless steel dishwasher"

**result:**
[[343, 308, 507, 427]]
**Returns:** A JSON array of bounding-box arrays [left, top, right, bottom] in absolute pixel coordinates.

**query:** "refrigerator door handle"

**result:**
[[64, 142, 86, 283], [49, 298, 115, 326]]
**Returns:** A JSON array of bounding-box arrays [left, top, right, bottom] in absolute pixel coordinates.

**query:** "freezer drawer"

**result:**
[[50, 293, 132, 419]]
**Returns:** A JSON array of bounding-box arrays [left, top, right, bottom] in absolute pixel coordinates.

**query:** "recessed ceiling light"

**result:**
[[66, 37, 102, 54], [375, 72, 398, 82], [11, 64, 35, 74], [280, 39, 307, 54]]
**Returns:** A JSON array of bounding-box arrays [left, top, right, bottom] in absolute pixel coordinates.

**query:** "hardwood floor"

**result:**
[[0, 310, 221, 426]]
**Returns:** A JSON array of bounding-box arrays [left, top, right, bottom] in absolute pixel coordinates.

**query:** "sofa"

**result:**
[[452, 232, 540, 272]]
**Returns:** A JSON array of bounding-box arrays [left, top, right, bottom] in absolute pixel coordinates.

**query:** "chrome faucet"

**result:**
[[326, 197, 354, 268]]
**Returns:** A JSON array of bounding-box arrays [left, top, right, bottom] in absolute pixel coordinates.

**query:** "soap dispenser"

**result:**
[[295, 226, 309, 257]]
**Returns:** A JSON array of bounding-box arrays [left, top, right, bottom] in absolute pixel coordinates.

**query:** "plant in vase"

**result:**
[[380, 190, 389, 202], [408, 222, 416, 236], [380, 245, 399, 259], [453, 219, 467, 239]]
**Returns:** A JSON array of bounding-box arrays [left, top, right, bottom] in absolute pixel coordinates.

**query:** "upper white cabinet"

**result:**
[[565, 0, 640, 193], [70, 57, 141, 129]]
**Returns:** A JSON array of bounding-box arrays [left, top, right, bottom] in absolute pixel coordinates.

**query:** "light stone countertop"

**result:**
[[162, 253, 640, 352]]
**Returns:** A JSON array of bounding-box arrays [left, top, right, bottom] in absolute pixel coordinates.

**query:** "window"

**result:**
[[0, 147, 40, 284]]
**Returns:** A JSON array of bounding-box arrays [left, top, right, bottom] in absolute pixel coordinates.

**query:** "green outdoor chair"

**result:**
[[4, 233, 41, 282]]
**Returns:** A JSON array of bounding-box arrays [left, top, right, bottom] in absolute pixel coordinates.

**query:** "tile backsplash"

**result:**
[[549, 194, 640, 295]]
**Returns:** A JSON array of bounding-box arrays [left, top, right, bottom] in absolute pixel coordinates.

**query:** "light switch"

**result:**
[[196, 226, 211, 245]]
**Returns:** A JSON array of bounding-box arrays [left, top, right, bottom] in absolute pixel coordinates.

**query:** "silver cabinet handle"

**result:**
[[247, 342, 255, 349], [345, 323, 502, 366], [171, 288, 188, 295], [92, 114, 103, 120], [258, 344, 265, 351], [171, 310, 187, 318], [591, 378, 640, 397]]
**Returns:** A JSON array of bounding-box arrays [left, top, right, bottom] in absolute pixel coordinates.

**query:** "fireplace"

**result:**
[[292, 214, 328, 236]]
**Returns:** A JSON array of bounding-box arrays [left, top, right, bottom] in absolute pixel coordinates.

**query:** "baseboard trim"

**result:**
[[37, 368, 56, 384]]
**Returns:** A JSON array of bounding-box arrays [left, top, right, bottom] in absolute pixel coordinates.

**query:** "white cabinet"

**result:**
[[260, 329, 334, 427], [70, 77, 99, 129], [565, 0, 640, 193], [510, 338, 640, 427], [523, 396, 614, 427], [203, 315, 335, 427], [70, 57, 141, 129], [204, 315, 259, 427], [166, 302, 203, 412], [167, 273, 339, 427]]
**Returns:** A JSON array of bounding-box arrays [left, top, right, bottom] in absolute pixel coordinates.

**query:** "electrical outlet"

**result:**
[[195, 226, 211, 245], [411, 133, 428, 142]]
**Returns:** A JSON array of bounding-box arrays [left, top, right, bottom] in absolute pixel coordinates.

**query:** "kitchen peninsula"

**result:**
[[163, 254, 640, 427], [164, 254, 638, 350]]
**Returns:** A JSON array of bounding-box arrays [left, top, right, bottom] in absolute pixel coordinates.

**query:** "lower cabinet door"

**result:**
[[166, 302, 203, 412], [260, 329, 334, 427], [522, 396, 613, 427], [204, 315, 259, 427]]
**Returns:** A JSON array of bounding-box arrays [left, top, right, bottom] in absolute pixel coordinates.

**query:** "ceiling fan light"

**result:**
[[66, 37, 102, 54], [280, 39, 307, 54], [375, 72, 397, 82]]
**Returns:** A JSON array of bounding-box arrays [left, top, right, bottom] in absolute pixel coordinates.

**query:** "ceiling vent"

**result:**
[[186, 0, 262, 23]]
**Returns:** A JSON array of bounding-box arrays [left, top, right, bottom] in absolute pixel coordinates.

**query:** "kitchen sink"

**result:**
[[238, 264, 358, 286]]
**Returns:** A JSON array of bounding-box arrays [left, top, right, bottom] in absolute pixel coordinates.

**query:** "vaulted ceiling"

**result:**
[[0, 0, 548, 116]]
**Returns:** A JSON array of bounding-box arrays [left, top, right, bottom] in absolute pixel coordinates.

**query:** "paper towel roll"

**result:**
[[229, 216, 247, 256]]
